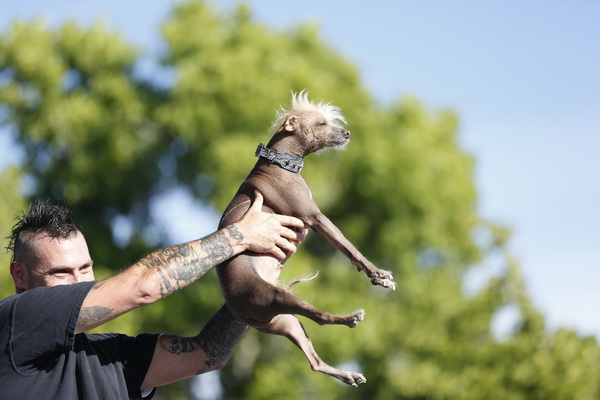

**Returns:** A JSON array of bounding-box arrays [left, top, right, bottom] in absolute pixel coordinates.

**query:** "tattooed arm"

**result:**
[[141, 304, 247, 389], [75, 191, 305, 334]]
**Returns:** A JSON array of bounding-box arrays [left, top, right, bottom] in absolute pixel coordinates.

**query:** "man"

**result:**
[[1, 192, 305, 399]]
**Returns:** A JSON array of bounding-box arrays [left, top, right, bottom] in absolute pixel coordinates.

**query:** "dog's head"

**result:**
[[272, 91, 350, 156]]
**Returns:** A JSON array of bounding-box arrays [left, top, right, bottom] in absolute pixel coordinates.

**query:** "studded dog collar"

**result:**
[[255, 143, 304, 174]]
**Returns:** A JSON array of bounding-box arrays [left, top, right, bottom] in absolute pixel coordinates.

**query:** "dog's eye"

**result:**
[[317, 121, 327, 126]]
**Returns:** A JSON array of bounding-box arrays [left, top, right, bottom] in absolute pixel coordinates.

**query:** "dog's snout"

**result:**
[[344, 130, 351, 138]]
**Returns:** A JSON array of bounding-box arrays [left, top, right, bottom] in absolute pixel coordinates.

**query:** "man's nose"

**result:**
[[72, 271, 85, 284]]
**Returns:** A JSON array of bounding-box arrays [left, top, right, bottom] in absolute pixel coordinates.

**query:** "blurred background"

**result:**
[[1, 1, 599, 399]]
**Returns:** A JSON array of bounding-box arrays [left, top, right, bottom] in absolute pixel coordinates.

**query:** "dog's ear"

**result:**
[[284, 115, 299, 132]]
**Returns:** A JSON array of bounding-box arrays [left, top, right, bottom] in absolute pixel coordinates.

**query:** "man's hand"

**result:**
[[233, 191, 307, 259]]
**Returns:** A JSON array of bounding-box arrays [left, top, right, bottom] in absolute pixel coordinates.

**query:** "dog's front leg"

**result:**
[[310, 213, 396, 290]]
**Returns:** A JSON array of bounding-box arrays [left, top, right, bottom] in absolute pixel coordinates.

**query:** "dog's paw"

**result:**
[[368, 269, 396, 289], [344, 372, 367, 387], [348, 308, 365, 327], [376, 269, 394, 280], [371, 276, 397, 290]]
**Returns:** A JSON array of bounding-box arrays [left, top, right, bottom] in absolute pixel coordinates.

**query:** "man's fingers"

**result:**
[[279, 215, 306, 229], [271, 245, 287, 260], [239, 191, 307, 258], [252, 190, 264, 211], [275, 239, 297, 259], [279, 226, 306, 242], [281, 237, 298, 252], [251, 191, 305, 230]]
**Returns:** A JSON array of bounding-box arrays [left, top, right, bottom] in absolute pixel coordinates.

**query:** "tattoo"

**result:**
[[194, 305, 247, 373], [226, 225, 244, 244], [91, 280, 106, 290], [138, 231, 235, 298], [199, 231, 234, 266], [158, 306, 247, 374], [77, 306, 112, 327], [159, 334, 200, 355], [156, 267, 174, 296]]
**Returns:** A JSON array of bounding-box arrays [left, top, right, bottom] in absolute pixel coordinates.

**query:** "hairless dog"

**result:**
[[216, 92, 395, 386]]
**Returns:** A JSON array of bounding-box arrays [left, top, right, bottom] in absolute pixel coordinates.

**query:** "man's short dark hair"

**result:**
[[6, 199, 79, 261]]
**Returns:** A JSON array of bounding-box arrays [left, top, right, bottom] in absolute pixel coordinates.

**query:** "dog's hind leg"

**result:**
[[271, 286, 365, 327], [228, 272, 365, 327], [257, 314, 367, 387]]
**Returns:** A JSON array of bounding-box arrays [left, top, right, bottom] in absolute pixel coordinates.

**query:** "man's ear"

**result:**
[[284, 115, 299, 132], [10, 261, 28, 294]]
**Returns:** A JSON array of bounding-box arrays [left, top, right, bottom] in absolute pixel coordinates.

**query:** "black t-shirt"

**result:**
[[0, 281, 159, 399]]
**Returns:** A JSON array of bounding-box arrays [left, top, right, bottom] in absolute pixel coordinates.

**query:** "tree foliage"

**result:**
[[1, 1, 598, 399]]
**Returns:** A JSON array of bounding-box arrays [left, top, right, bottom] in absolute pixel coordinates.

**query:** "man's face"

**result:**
[[12, 231, 95, 292]]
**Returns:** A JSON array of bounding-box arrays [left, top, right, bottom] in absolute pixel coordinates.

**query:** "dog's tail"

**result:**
[[285, 271, 320, 291]]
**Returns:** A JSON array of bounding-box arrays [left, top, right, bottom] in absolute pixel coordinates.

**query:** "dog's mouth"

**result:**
[[333, 140, 350, 151], [332, 128, 351, 146], [335, 137, 350, 146], [329, 137, 350, 151]]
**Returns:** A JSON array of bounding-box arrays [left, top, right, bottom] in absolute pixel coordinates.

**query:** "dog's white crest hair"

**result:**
[[272, 90, 347, 131]]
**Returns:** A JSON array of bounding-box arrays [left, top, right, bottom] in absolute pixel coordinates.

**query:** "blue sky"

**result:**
[[1, 1, 599, 338]]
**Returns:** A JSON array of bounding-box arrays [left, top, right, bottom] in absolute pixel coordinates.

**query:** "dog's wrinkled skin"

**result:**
[[217, 92, 395, 386]]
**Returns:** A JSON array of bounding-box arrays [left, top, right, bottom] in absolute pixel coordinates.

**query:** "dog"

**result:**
[[216, 91, 395, 386]]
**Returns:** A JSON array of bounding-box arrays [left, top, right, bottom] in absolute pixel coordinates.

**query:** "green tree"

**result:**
[[0, 166, 26, 295], [1, 1, 598, 399]]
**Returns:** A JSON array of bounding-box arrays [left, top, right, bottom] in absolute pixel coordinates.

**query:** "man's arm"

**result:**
[[75, 191, 305, 333], [141, 304, 247, 389]]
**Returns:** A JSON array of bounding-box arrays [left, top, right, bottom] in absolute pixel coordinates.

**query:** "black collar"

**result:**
[[255, 143, 304, 174]]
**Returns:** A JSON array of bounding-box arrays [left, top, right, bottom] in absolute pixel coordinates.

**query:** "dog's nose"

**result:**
[[344, 130, 351, 138]]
